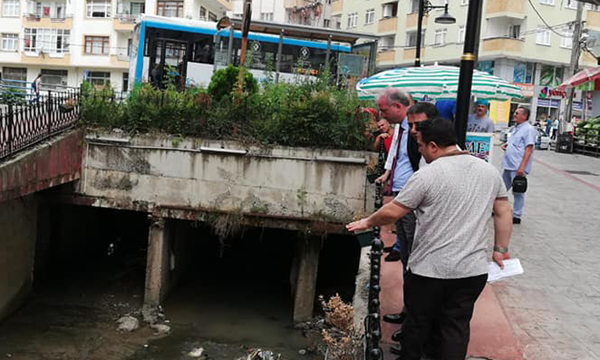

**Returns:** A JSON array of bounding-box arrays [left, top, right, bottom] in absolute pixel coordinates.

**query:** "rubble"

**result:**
[[116, 315, 139, 332]]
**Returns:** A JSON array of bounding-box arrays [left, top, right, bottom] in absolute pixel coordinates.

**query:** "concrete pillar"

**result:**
[[144, 217, 171, 306], [292, 235, 321, 323]]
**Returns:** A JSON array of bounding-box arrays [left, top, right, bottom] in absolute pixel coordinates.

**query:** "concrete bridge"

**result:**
[[0, 128, 375, 323]]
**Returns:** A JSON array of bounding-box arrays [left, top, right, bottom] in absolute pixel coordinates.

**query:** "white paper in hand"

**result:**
[[488, 258, 524, 283]]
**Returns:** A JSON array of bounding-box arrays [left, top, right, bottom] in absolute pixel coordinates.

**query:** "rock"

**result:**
[[150, 324, 171, 334], [117, 315, 139, 332], [142, 304, 161, 324], [188, 347, 204, 357], [298, 349, 307, 355]]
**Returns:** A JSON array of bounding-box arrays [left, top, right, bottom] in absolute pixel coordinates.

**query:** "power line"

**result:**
[[527, 0, 575, 36]]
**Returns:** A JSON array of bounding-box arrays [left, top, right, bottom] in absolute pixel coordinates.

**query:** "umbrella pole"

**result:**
[[455, 0, 483, 148]]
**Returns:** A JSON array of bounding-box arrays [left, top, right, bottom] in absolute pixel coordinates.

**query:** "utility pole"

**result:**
[[561, 1, 584, 135]]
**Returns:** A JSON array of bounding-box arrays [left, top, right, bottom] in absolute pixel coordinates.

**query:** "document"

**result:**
[[487, 258, 524, 283]]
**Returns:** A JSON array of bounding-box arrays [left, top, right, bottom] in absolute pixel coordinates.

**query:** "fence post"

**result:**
[[47, 91, 53, 134], [7, 103, 14, 154]]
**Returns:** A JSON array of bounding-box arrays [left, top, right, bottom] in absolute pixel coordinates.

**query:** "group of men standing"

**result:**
[[348, 88, 537, 360]]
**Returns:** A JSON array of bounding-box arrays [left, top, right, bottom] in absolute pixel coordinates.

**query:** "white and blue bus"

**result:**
[[129, 15, 378, 89]]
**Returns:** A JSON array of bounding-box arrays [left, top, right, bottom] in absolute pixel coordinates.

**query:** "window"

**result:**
[[85, 35, 109, 55], [199, 6, 207, 20], [565, 0, 578, 9], [458, 26, 465, 43], [87, 0, 111, 18], [382, 2, 398, 18], [260, 12, 273, 21], [508, 24, 521, 39], [561, 29, 573, 48], [379, 35, 395, 51], [130, 2, 145, 15], [434, 28, 447, 45], [208, 11, 217, 21], [513, 62, 534, 83], [1, 33, 18, 51], [41, 69, 68, 88], [536, 27, 551, 45], [31, 2, 66, 19], [122, 72, 129, 92], [540, 0, 554, 5], [410, 0, 419, 13], [86, 71, 111, 87], [2, 0, 20, 16], [461, 0, 469, 5], [157, 1, 183, 17], [347, 12, 358, 28], [323, 19, 330, 28], [406, 31, 425, 47], [588, 3, 600, 11], [365, 8, 375, 24], [24, 28, 70, 53], [2, 67, 27, 82]]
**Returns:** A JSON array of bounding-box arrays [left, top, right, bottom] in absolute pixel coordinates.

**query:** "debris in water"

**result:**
[[238, 349, 281, 360], [188, 347, 204, 357], [117, 315, 139, 332], [150, 324, 171, 335], [6, 354, 12, 358], [298, 349, 307, 355], [142, 304, 163, 324]]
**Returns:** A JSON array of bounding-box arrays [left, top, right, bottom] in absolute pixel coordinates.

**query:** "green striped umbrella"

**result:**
[[356, 65, 523, 101]]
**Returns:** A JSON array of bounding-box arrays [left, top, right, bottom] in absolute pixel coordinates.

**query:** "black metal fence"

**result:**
[[0, 89, 80, 160]]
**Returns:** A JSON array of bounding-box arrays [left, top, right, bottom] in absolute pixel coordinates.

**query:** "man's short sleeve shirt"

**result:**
[[502, 121, 536, 173]]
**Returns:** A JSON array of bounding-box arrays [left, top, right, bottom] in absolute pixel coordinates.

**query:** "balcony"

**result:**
[[21, 52, 71, 65], [378, 17, 398, 33], [113, 15, 138, 31], [406, 13, 427, 30], [403, 48, 423, 61], [284, 0, 310, 8], [111, 54, 130, 68], [200, 0, 232, 12], [22, 14, 73, 29], [331, 0, 342, 15], [481, 37, 524, 55], [485, 0, 526, 19], [587, 10, 600, 30], [377, 49, 396, 63]]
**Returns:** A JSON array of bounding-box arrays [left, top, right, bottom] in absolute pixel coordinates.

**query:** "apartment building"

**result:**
[[230, 0, 332, 28], [333, 0, 600, 124], [0, 0, 231, 93]]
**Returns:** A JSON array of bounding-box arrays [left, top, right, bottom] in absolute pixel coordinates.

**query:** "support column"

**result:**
[[144, 217, 171, 306], [292, 235, 321, 323]]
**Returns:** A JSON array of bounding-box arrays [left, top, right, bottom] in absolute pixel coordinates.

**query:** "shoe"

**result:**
[[383, 246, 394, 253], [391, 328, 404, 342], [390, 344, 402, 356], [385, 250, 401, 262], [383, 312, 406, 324], [513, 217, 521, 224]]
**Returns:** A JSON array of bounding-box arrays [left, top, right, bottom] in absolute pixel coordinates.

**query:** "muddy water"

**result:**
[[0, 231, 321, 360]]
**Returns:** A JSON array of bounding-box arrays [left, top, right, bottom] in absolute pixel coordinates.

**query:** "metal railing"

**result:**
[[364, 141, 386, 360], [0, 88, 80, 160]]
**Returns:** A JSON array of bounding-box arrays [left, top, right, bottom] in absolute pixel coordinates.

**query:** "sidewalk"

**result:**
[[378, 224, 522, 360]]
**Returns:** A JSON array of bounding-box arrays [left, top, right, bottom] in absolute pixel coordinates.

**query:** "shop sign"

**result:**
[[513, 83, 534, 97], [537, 99, 561, 108], [539, 86, 566, 99], [466, 132, 494, 163]]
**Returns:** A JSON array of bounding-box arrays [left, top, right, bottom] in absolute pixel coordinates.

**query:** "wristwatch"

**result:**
[[493, 246, 509, 253]]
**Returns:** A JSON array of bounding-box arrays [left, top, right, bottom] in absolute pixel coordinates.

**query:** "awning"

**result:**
[[558, 67, 600, 90], [229, 18, 379, 44]]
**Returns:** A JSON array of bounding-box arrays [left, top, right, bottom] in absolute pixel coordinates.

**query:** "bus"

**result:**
[[129, 15, 378, 90]]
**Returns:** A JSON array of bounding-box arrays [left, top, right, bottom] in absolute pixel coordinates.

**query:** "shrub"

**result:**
[[208, 65, 258, 102]]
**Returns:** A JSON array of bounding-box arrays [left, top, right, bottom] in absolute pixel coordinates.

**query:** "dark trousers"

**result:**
[[400, 272, 487, 360]]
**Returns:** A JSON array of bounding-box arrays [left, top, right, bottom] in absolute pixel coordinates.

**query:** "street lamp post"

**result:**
[[454, 0, 483, 148], [415, 0, 456, 67]]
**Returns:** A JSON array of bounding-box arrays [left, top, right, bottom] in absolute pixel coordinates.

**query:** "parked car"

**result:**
[[500, 126, 550, 150]]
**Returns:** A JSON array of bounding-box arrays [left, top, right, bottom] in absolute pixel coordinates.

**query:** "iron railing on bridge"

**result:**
[[0, 88, 80, 160]]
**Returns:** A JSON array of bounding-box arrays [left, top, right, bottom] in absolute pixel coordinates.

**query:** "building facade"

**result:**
[[334, 0, 600, 125], [230, 0, 332, 28], [0, 0, 231, 93]]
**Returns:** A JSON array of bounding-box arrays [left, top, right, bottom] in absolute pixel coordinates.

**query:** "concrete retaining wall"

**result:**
[[0, 196, 37, 322], [79, 132, 376, 225]]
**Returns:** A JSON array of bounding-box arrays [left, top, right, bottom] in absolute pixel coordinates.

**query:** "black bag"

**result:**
[[512, 175, 527, 193]]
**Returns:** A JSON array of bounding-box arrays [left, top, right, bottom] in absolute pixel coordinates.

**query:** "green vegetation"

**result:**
[[80, 66, 374, 151]]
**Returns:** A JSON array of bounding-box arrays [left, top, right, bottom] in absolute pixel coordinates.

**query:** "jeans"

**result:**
[[392, 208, 416, 269], [400, 272, 488, 360], [502, 170, 525, 218]]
